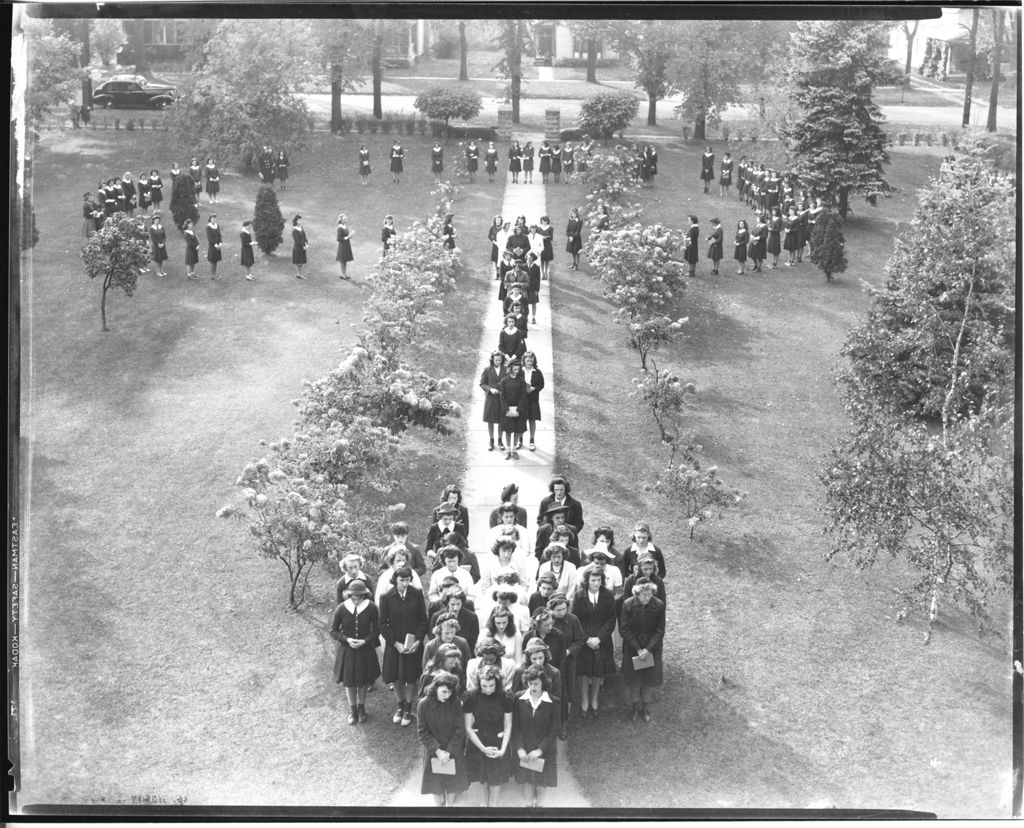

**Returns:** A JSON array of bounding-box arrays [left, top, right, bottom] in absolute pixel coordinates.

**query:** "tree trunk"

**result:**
[[101, 277, 110, 331], [693, 112, 706, 141], [80, 19, 92, 107], [838, 188, 849, 221], [962, 9, 980, 128], [903, 21, 919, 77], [986, 10, 1004, 132], [511, 74, 521, 123], [647, 92, 657, 126], [510, 21, 522, 124], [372, 21, 384, 120], [330, 63, 343, 133], [458, 21, 468, 80], [586, 38, 598, 83], [130, 20, 149, 75]]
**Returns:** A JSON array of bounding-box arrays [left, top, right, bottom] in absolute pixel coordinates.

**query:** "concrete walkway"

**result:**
[[388, 133, 589, 810]]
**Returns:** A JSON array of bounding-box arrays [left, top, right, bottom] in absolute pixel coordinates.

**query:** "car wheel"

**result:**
[[102, 99, 114, 109]]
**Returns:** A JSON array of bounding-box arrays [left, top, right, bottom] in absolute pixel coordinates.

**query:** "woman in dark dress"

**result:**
[[463, 664, 514, 807], [416, 671, 469, 806], [706, 217, 723, 275], [206, 214, 222, 279], [203, 158, 219, 204], [148, 169, 163, 210], [465, 140, 479, 183], [149, 213, 168, 277], [275, 149, 289, 189], [783, 205, 800, 266], [734, 219, 749, 275], [547, 592, 583, 735], [484, 141, 499, 183], [240, 219, 255, 281], [700, 146, 715, 193], [442, 213, 456, 250], [82, 192, 98, 237], [498, 317, 526, 367], [564, 209, 583, 270], [619, 577, 665, 723], [525, 252, 541, 324], [538, 141, 552, 184], [521, 350, 545, 453], [112, 179, 126, 214], [380, 566, 429, 727], [562, 142, 575, 183], [487, 215, 503, 278], [719, 151, 734, 197], [169, 162, 181, 191], [390, 140, 404, 184], [120, 172, 136, 217], [431, 142, 444, 185], [508, 140, 522, 184], [513, 665, 561, 807], [622, 522, 667, 579], [188, 158, 202, 197], [571, 568, 617, 718], [683, 215, 699, 278], [807, 197, 823, 254], [622, 553, 667, 607], [766, 206, 782, 269], [358, 144, 371, 186], [510, 637, 563, 700], [550, 143, 563, 183], [538, 216, 554, 280], [381, 215, 396, 257], [522, 141, 534, 184], [102, 179, 117, 216], [183, 219, 200, 279], [480, 351, 506, 452], [330, 579, 381, 725], [749, 212, 767, 273], [291, 214, 308, 279], [795, 198, 809, 263], [499, 357, 529, 460], [336, 214, 353, 279]]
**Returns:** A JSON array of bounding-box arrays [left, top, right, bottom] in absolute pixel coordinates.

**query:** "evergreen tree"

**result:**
[[809, 210, 847, 282], [169, 174, 200, 232], [918, 39, 933, 75], [253, 184, 285, 255], [783, 21, 897, 219]]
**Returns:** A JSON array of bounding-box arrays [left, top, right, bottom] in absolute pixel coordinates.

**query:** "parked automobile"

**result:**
[[91, 77, 176, 109]]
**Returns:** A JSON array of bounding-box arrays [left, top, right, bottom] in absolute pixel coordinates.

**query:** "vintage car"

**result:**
[[91, 77, 176, 109]]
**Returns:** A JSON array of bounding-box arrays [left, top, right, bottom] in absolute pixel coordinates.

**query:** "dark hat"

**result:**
[[507, 358, 521, 367], [500, 483, 519, 501], [546, 591, 569, 608], [524, 638, 550, 655], [537, 572, 559, 588], [344, 579, 370, 597], [545, 504, 569, 517], [436, 504, 457, 517]]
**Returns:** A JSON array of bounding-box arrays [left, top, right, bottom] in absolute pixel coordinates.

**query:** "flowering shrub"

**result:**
[[577, 147, 641, 206]]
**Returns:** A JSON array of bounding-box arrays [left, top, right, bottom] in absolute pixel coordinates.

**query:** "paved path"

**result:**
[[389, 134, 589, 810]]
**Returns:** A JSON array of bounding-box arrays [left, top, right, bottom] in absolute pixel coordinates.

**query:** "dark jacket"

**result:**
[[536, 494, 584, 536]]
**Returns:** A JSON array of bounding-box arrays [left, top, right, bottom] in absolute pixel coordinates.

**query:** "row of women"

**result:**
[[330, 524, 666, 806], [679, 201, 825, 277], [256, 145, 290, 188]]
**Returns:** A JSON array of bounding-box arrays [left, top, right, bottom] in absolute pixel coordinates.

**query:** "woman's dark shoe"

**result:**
[[641, 707, 652, 723], [357, 704, 367, 724], [348, 705, 358, 725], [488, 439, 495, 451], [630, 703, 640, 722]]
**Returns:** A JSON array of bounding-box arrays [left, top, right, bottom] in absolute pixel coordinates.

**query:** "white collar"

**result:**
[[518, 689, 552, 703], [344, 598, 370, 614]]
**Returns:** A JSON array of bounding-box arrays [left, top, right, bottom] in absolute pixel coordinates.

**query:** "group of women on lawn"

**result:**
[[693, 146, 828, 275], [329, 480, 668, 807]]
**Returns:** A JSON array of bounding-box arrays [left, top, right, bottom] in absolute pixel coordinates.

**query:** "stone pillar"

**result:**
[[497, 107, 513, 141], [545, 108, 561, 141]]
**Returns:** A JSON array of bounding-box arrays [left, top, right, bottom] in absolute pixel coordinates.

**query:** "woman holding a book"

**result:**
[[416, 671, 469, 806], [513, 665, 561, 807], [619, 577, 666, 723]]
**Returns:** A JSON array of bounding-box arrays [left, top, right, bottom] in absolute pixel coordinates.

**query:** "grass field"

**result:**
[[17, 130, 502, 807], [542, 143, 1012, 814]]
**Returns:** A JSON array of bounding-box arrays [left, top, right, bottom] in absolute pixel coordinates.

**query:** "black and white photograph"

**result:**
[[8, 2, 1020, 818]]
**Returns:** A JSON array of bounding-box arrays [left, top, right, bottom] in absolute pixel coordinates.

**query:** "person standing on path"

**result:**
[[336, 214, 354, 279], [203, 158, 219, 205], [183, 218, 200, 280], [416, 671, 469, 806], [239, 219, 256, 280], [700, 146, 715, 194], [480, 350, 506, 452], [499, 358, 529, 460], [565, 209, 583, 270], [706, 217, 723, 275], [463, 664, 514, 807], [465, 140, 479, 183], [358, 144, 371, 186], [521, 350, 545, 452], [513, 666, 561, 807], [485, 142, 499, 183], [619, 577, 665, 724], [331, 579, 381, 725], [206, 214, 222, 280], [522, 141, 535, 184], [390, 140, 405, 184], [291, 215, 308, 279], [431, 142, 444, 185], [148, 213, 168, 277], [380, 567, 429, 728], [275, 149, 289, 190]]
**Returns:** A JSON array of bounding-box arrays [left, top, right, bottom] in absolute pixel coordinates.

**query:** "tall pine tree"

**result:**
[[783, 22, 897, 219]]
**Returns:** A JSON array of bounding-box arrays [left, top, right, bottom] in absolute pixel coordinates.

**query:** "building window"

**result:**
[[143, 20, 183, 46], [572, 36, 602, 59]]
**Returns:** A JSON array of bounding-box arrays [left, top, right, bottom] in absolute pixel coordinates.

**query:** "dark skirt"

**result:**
[[500, 412, 527, 436], [277, 165, 288, 182], [526, 397, 541, 421], [337, 241, 353, 263], [185, 247, 199, 266], [292, 245, 307, 265], [508, 157, 521, 173], [523, 155, 534, 172], [783, 231, 800, 252], [734, 243, 747, 263], [207, 246, 221, 264], [466, 741, 512, 786], [539, 156, 551, 174], [683, 241, 699, 265], [152, 244, 168, 264], [485, 155, 498, 173], [565, 236, 582, 255], [432, 159, 444, 173], [541, 239, 553, 263], [482, 393, 503, 424], [333, 641, 382, 687], [150, 188, 162, 206], [206, 179, 219, 196], [514, 745, 557, 788], [241, 246, 255, 267], [719, 172, 732, 185], [766, 231, 781, 256], [576, 641, 617, 678], [421, 746, 469, 796], [391, 157, 404, 173], [466, 156, 478, 172], [621, 646, 663, 687], [382, 646, 423, 684]]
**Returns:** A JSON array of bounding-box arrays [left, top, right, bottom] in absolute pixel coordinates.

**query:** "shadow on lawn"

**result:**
[[687, 532, 793, 588], [570, 668, 838, 808], [676, 285, 760, 365]]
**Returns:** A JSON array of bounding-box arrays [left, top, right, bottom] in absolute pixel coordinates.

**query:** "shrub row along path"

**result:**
[[389, 132, 588, 808]]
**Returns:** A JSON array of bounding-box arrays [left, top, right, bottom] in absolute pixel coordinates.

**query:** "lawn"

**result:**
[[542, 142, 1012, 814], [17, 129, 502, 808]]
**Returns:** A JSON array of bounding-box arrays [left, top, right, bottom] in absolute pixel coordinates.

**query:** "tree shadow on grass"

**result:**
[[686, 532, 792, 588], [676, 286, 760, 365], [569, 668, 841, 809]]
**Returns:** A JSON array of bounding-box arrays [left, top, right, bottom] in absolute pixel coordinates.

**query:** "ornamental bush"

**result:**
[[577, 91, 640, 142], [253, 184, 285, 255], [809, 210, 847, 282], [169, 174, 200, 231], [414, 86, 484, 140]]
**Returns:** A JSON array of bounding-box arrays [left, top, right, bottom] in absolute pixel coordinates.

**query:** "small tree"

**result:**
[[413, 86, 483, 140], [169, 174, 200, 232], [809, 210, 847, 282], [23, 17, 80, 129], [577, 91, 640, 143], [253, 184, 285, 255], [81, 212, 150, 331]]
